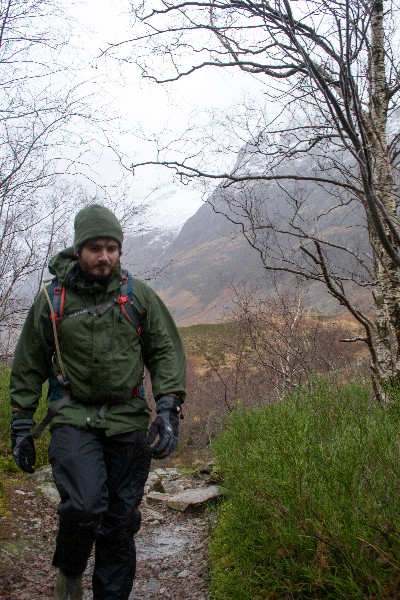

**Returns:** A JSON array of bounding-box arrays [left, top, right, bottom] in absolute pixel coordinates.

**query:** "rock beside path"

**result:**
[[36, 464, 222, 513], [147, 485, 222, 512]]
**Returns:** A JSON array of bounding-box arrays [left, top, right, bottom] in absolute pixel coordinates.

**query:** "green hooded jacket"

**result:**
[[10, 248, 186, 436]]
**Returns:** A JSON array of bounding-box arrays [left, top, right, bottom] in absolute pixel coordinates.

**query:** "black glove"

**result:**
[[147, 395, 181, 459], [10, 418, 36, 474]]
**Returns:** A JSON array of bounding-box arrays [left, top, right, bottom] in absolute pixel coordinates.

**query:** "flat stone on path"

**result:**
[[147, 485, 222, 512]]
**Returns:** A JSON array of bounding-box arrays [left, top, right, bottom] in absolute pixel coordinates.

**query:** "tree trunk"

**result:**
[[365, 0, 400, 383]]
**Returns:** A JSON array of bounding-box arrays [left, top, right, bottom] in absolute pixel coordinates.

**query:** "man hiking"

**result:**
[[9, 204, 186, 600]]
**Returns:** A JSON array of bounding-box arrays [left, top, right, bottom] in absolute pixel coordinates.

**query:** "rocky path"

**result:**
[[130, 508, 209, 600], [0, 467, 219, 600]]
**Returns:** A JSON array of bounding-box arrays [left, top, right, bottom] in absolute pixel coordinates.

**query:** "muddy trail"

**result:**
[[0, 467, 216, 600]]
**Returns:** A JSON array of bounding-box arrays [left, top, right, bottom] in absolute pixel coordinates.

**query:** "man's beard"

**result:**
[[78, 265, 115, 286]]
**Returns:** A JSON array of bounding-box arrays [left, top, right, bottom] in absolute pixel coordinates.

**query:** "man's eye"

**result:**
[[86, 245, 118, 253]]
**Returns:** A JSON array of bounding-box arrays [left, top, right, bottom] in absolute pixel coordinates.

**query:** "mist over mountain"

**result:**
[[124, 196, 253, 322], [124, 146, 371, 326]]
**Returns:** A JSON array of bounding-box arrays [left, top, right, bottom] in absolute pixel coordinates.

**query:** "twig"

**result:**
[[356, 537, 400, 572]]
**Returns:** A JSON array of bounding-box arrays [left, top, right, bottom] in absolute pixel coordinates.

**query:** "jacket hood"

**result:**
[[48, 246, 77, 280]]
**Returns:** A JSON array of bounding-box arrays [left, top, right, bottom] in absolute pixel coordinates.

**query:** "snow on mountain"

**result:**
[[135, 185, 204, 236]]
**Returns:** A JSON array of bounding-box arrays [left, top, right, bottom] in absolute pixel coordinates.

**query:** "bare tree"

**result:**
[[0, 0, 143, 357], [105, 0, 400, 390], [228, 278, 365, 396], [178, 279, 362, 451]]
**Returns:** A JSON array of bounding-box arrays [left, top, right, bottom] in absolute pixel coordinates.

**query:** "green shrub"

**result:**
[[210, 378, 400, 599], [0, 365, 50, 471]]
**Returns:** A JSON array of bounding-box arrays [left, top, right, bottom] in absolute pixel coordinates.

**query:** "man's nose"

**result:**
[[98, 249, 109, 260]]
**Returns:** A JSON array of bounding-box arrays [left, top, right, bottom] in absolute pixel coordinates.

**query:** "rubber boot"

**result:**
[[54, 570, 83, 600]]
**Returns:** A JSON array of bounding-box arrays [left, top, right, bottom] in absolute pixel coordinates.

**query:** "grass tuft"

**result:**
[[210, 377, 400, 599]]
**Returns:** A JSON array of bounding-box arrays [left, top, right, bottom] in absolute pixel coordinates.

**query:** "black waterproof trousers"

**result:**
[[49, 425, 152, 600]]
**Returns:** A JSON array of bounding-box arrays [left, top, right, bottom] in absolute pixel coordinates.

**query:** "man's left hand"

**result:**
[[147, 395, 181, 459]]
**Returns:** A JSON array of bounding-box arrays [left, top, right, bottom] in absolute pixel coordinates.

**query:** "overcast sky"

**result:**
[[66, 0, 267, 230]]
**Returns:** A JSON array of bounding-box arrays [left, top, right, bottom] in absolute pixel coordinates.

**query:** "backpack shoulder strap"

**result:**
[[118, 270, 142, 336], [47, 272, 142, 335], [48, 277, 66, 324]]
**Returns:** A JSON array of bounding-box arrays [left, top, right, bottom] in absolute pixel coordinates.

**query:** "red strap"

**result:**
[[117, 295, 142, 334], [53, 285, 66, 318], [119, 301, 133, 325], [50, 314, 60, 325], [59, 286, 65, 317]]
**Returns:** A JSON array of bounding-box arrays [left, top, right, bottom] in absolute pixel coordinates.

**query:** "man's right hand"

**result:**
[[10, 418, 36, 474], [147, 395, 181, 459]]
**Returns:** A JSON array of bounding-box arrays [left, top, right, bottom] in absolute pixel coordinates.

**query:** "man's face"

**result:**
[[77, 238, 121, 280]]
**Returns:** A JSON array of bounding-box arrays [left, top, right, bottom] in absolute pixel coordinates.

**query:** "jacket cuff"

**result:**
[[156, 392, 182, 401], [156, 395, 182, 413]]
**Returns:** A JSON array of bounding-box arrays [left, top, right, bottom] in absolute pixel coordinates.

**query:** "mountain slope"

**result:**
[[124, 152, 371, 325]]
